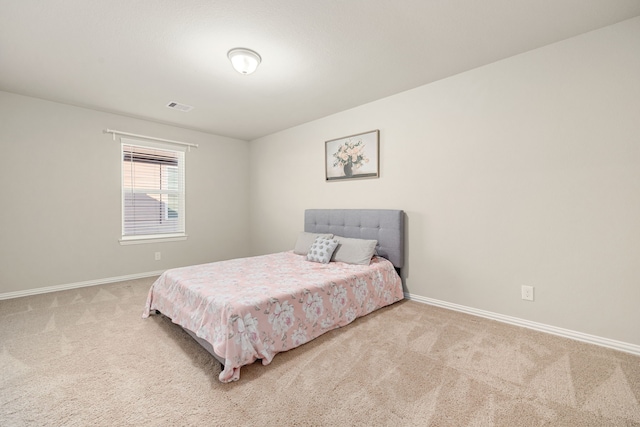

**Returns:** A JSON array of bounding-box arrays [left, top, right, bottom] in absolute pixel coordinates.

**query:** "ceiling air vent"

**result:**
[[166, 101, 193, 112]]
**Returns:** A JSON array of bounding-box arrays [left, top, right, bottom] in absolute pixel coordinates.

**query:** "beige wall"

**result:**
[[0, 91, 250, 294], [249, 18, 640, 346]]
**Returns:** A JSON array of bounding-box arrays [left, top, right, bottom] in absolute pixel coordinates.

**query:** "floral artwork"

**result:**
[[332, 138, 369, 174], [325, 130, 379, 180]]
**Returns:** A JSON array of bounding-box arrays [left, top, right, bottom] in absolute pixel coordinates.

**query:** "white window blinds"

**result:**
[[121, 138, 186, 240]]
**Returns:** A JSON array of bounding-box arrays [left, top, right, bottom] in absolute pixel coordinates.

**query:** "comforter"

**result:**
[[142, 251, 403, 382]]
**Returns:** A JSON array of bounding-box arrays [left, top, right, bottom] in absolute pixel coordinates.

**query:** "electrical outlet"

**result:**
[[521, 285, 534, 301], [155, 252, 161, 261]]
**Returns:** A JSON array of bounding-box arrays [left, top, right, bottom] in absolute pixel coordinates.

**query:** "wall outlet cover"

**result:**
[[521, 285, 534, 301]]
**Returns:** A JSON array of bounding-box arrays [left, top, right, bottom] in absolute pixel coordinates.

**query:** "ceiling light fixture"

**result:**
[[227, 47, 261, 75]]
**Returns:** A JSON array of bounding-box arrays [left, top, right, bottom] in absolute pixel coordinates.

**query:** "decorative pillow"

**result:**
[[306, 237, 339, 264], [293, 232, 334, 255], [331, 236, 378, 265]]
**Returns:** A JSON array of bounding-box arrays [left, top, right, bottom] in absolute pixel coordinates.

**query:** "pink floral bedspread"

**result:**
[[142, 251, 403, 382]]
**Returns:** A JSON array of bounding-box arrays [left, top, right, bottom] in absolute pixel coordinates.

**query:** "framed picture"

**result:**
[[325, 129, 379, 181]]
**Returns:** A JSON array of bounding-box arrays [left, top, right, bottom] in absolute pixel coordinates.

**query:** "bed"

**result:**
[[142, 209, 405, 382]]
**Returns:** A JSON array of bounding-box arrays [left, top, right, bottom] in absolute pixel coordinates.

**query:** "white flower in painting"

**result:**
[[303, 292, 324, 322], [332, 138, 368, 168], [345, 307, 357, 323], [353, 279, 368, 305], [291, 327, 307, 347], [330, 286, 348, 314], [268, 301, 295, 336]]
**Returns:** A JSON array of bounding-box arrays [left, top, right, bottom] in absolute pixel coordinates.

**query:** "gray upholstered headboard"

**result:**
[[304, 209, 405, 269]]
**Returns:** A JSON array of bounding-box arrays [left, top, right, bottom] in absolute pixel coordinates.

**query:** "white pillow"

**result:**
[[306, 237, 339, 264], [293, 232, 334, 255], [331, 236, 378, 265]]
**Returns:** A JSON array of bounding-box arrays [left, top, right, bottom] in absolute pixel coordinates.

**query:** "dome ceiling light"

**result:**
[[227, 48, 261, 75]]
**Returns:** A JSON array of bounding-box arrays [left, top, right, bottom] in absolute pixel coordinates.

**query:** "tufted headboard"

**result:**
[[304, 209, 405, 270]]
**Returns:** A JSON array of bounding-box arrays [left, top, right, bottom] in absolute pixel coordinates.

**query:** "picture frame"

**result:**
[[325, 129, 379, 181]]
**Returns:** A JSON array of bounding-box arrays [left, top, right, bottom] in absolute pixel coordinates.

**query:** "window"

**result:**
[[121, 138, 186, 243]]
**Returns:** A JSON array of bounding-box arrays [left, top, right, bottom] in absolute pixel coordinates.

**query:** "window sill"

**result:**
[[119, 234, 188, 245]]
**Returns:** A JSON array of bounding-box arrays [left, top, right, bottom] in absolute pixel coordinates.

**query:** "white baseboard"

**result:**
[[405, 293, 640, 357], [0, 270, 164, 300]]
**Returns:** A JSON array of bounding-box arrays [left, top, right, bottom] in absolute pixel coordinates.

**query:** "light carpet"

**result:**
[[1, 277, 639, 426]]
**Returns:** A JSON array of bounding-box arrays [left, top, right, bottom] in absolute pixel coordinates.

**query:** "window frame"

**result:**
[[119, 137, 187, 245]]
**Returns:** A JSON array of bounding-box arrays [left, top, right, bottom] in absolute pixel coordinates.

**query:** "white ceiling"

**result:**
[[1, 1, 640, 141]]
